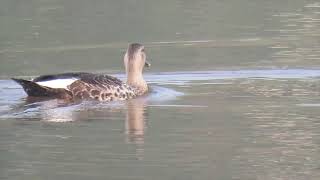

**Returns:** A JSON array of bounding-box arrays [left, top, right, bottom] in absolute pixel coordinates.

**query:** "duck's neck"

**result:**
[[126, 72, 148, 94]]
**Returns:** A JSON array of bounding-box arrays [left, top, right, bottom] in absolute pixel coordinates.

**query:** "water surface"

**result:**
[[1, 0, 320, 180]]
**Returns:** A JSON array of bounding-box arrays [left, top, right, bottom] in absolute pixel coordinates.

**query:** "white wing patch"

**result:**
[[36, 78, 78, 89]]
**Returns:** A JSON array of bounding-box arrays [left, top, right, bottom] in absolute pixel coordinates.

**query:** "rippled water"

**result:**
[[1, 0, 320, 180]]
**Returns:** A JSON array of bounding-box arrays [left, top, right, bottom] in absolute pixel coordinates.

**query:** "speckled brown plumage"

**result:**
[[67, 73, 138, 101], [13, 73, 141, 102]]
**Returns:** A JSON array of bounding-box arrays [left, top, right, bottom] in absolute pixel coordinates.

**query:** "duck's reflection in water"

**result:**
[[125, 98, 147, 144], [14, 96, 148, 144]]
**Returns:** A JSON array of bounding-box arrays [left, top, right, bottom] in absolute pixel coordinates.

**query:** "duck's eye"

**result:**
[[141, 48, 145, 52]]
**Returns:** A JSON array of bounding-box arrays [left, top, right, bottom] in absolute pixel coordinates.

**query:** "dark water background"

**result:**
[[1, 0, 320, 179]]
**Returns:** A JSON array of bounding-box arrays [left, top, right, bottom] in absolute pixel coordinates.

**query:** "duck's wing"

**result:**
[[32, 72, 123, 89], [77, 73, 123, 87], [12, 72, 91, 99], [33, 72, 92, 82], [32, 72, 92, 89], [68, 74, 133, 101], [12, 78, 73, 99]]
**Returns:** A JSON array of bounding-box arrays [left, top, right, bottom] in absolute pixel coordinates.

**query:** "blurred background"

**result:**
[[1, 0, 319, 77]]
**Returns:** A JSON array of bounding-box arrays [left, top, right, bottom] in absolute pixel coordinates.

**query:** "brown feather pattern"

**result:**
[[67, 74, 138, 101]]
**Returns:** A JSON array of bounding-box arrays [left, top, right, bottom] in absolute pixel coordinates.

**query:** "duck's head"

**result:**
[[124, 43, 150, 75], [124, 43, 150, 93]]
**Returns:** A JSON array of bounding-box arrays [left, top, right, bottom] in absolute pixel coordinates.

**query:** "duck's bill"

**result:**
[[145, 61, 151, 67]]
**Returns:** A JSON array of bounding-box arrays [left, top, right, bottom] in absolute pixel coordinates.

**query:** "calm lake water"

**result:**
[[1, 0, 320, 179]]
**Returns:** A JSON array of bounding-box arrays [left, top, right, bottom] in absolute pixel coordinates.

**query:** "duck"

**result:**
[[12, 43, 151, 101]]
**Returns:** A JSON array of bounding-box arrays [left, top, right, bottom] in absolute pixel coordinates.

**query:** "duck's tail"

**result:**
[[12, 78, 72, 99]]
